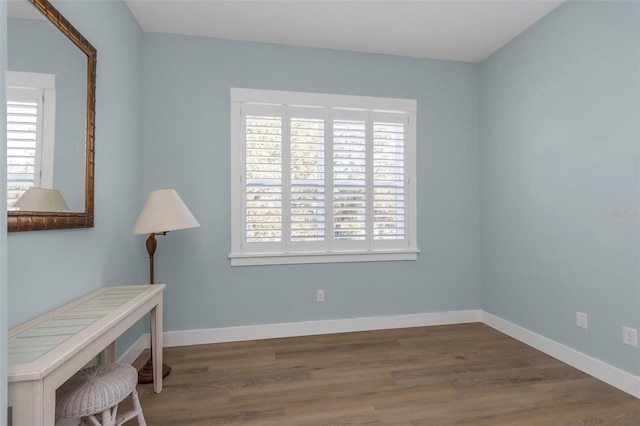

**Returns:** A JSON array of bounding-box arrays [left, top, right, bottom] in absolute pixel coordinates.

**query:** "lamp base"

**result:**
[[137, 358, 171, 384]]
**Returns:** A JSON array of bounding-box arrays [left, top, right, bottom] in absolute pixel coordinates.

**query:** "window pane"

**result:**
[[245, 115, 282, 242], [333, 119, 366, 241]]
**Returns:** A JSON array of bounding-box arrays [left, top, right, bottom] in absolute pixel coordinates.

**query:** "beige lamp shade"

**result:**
[[132, 189, 200, 235], [14, 187, 69, 212]]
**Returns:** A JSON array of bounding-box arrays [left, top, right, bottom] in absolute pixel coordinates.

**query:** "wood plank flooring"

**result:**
[[127, 323, 640, 425]]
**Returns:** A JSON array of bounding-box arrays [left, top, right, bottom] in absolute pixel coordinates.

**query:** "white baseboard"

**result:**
[[482, 311, 640, 398], [124, 309, 640, 399], [163, 310, 482, 347], [118, 310, 481, 367]]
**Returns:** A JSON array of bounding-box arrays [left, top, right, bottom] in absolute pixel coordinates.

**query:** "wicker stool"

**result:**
[[56, 363, 146, 426]]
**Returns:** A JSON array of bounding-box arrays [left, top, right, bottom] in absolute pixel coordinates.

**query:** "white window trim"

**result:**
[[229, 249, 420, 266], [230, 88, 418, 266]]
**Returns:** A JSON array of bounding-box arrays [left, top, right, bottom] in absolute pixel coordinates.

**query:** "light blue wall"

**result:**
[[7, 0, 147, 355], [142, 34, 482, 332], [480, 0, 640, 373]]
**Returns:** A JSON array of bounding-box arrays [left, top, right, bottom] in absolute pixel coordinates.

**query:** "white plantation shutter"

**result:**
[[332, 114, 367, 245], [290, 111, 325, 245], [372, 114, 406, 246], [231, 88, 417, 265], [6, 88, 43, 208], [244, 109, 283, 245]]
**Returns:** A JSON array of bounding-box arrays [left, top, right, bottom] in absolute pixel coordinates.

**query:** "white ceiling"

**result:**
[[125, 0, 564, 63]]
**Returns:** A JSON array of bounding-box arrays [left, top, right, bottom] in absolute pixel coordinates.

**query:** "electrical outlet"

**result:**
[[576, 312, 588, 330], [623, 327, 638, 347], [316, 290, 325, 303]]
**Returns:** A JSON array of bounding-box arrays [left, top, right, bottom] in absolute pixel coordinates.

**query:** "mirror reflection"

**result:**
[[6, 0, 96, 232], [7, 0, 87, 212]]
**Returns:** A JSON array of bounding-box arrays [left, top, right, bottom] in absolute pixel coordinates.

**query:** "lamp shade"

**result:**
[[132, 189, 200, 235], [14, 187, 69, 212]]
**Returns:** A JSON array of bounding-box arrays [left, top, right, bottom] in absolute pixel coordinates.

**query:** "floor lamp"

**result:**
[[133, 188, 200, 384]]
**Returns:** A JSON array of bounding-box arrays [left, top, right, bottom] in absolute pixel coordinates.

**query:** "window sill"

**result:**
[[229, 249, 420, 266]]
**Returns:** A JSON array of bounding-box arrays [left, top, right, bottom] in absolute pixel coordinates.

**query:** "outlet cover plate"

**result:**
[[623, 327, 638, 347], [576, 312, 588, 330]]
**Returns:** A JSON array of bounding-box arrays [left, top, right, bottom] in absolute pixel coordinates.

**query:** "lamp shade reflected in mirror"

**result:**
[[14, 187, 68, 212]]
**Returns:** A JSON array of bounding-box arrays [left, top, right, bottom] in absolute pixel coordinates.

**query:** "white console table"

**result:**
[[8, 284, 165, 426]]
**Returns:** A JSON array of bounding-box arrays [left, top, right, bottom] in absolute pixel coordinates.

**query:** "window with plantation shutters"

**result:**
[[231, 88, 418, 266], [6, 72, 56, 209]]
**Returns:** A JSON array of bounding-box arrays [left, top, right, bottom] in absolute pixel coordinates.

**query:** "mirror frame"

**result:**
[[8, 0, 96, 232]]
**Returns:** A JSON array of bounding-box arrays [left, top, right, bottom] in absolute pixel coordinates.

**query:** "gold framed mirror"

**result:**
[[7, 0, 96, 232]]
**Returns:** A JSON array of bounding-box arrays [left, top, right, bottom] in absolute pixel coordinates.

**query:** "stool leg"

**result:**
[[131, 388, 147, 426], [114, 389, 146, 426], [101, 407, 116, 426], [86, 416, 103, 426]]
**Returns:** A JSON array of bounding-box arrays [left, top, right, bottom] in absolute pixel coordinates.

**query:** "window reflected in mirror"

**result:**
[[6, 71, 57, 210]]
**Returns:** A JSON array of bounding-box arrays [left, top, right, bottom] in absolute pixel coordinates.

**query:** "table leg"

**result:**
[[43, 382, 57, 426], [150, 300, 163, 393], [8, 380, 44, 426], [102, 341, 117, 363]]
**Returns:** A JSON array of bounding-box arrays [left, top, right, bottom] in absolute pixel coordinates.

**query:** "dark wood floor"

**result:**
[[127, 323, 640, 425]]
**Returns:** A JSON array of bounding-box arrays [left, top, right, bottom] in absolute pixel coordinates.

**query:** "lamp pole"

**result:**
[[145, 232, 166, 284], [139, 231, 171, 384]]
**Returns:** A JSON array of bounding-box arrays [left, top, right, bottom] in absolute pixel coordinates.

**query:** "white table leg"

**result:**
[[150, 299, 163, 393], [43, 381, 57, 426], [8, 380, 44, 426], [102, 341, 117, 363]]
